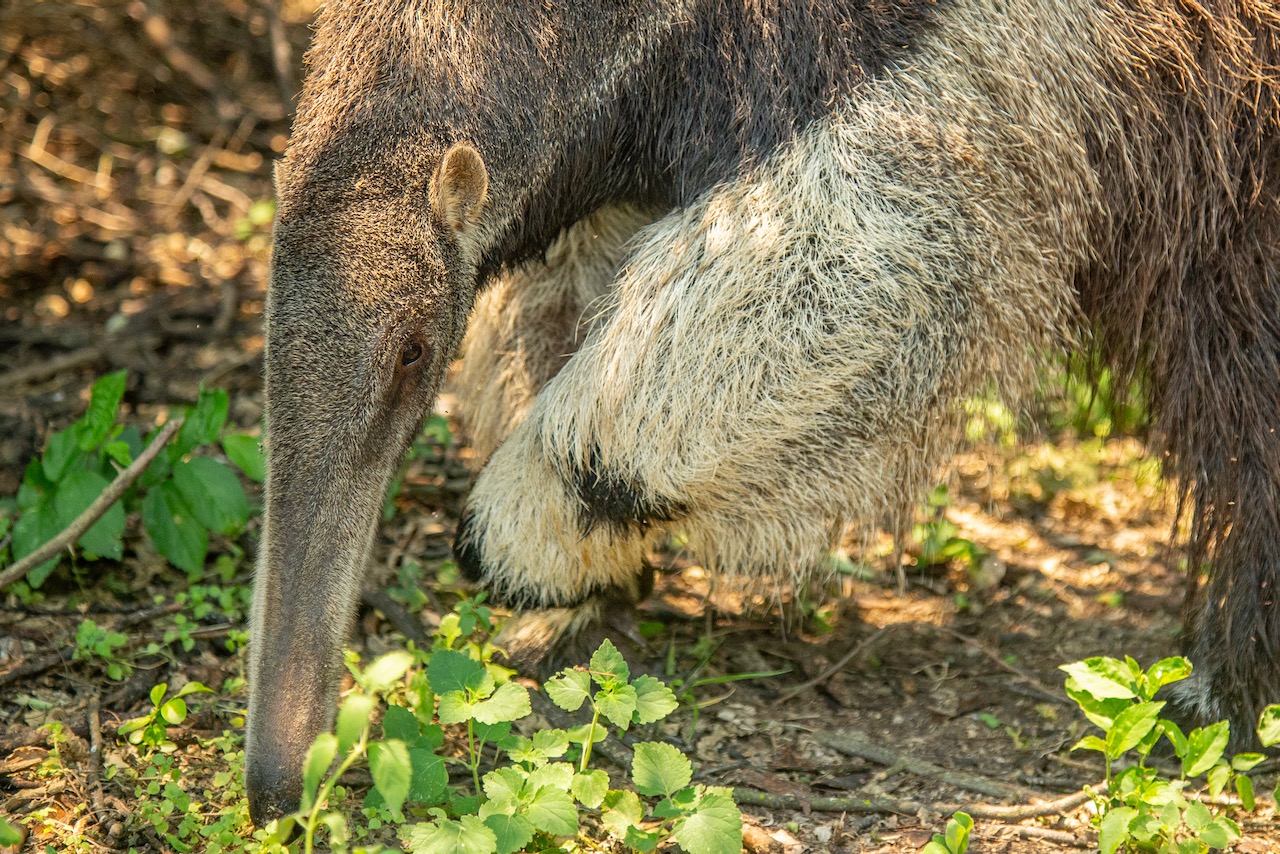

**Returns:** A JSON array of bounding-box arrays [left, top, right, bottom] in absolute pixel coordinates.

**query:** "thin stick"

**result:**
[[0, 418, 184, 590], [733, 787, 1093, 821], [775, 626, 889, 704], [816, 730, 1041, 801], [997, 824, 1090, 847], [87, 694, 108, 825], [933, 625, 1071, 706]]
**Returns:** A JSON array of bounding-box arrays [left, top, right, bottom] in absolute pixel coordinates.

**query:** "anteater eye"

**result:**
[[401, 341, 423, 366]]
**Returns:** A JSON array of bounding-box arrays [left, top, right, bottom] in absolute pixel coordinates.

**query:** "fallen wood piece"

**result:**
[[996, 823, 1090, 847], [0, 418, 183, 590], [816, 730, 1040, 801], [733, 787, 1094, 822]]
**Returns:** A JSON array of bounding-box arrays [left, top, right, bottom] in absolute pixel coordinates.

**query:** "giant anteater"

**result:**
[[246, 0, 1280, 824]]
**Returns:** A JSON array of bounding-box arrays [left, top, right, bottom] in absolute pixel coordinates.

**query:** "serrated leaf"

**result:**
[[1105, 701, 1163, 759], [221, 433, 265, 482], [632, 675, 679, 725], [601, 789, 644, 838], [590, 639, 630, 687], [1184, 721, 1230, 777], [1098, 806, 1136, 854], [471, 681, 531, 725], [596, 683, 638, 730], [42, 427, 82, 483], [54, 468, 124, 560], [545, 670, 591, 712], [472, 720, 511, 743], [567, 721, 610, 745], [78, 371, 127, 451], [527, 762, 574, 794], [532, 729, 569, 758], [572, 770, 609, 808], [171, 457, 249, 536], [382, 704, 419, 743], [409, 748, 448, 804], [482, 813, 534, 854], [427, 649, 488, 696], [369, 739, 412, 816], [524, 784, 577, 835], [1199, 817, 1240, 849], [142, 482, 208, 575], [482, 767, 527, 806], [436, 691, 474, 725], [1257, 705, 1280, 747], [302, 733, 337, 809], [632, 741, 693, 797], [364, 650, 415, 694], [405, 815, 497, 854], [336, 693, 374, 753], [1185, 799, 1212, 831], [174, 387, 229, 457], [673, 788, 742, 854]]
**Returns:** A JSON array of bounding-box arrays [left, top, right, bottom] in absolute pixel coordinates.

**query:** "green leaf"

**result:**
[[1070, 735, 1107, 753], [1143, 657, 1192, 692], [945, 812, 973, 854], [527, 761, 574, 794], [1183, 721, 1230, 777], [1206, 762, 1231, 798], [472, 720, 511, 744], [471, 681, 531, 725], [590, 639, 630, 687], [0, 818, 23, 846], [159, 698, 187, 726], [174, 681, 212, 699], [524, 784, 577, 835], [221, 433, 265, 482], [673, 788, 743, 854], [1159, 719, 1189, 756], [427, 649, 488, 696], [921, 843, 951, 854], [78, 370, 127, 451], [632, 741, 693, 798], [1098, 806, 1136, 854], [572, 769, 609, 808], [174, 387, 229, 457], [600, 789, 644, 839], [566, 722, 609, 745], [596, 683, 638, 730], [369, 739, 412, 816], [383, 704, 420, 743], [1105, 701, 1164, 759], [1060, 658, 1137, 700], [336, 693, 374, 753], [11, 501, 63, 587], [142, 482, 208, 575], [405, 815, 498, 854], [1064, 682, 1132, 730], [1257, 704, 1280, 747], [301, 733, 337, 810], [42, 427, 83, 482], [545, 670, 591, 712], [436, 692, 475, 725], [150, 682, 168, 707], [532, 729, 569, 758], [54, 468, 124, 560], [482, 814, 534, 854], [631, 674, 679, 725], [1199, 817, 1240, 850], [1236, 772, 1256, 811], [482, 766, 526, 806], [1231, 752, 1265, 772], [171, 457, 249, 536], [1185, 799, 1212, 831], [363, 650, 415, 694], [409, 748, 448, 804]]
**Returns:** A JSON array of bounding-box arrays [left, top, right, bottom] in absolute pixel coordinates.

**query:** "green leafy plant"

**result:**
[[922, 811, 972, 854], [287, 599, 742, 854], [1062, 655, 1280, 854], [6, 371, 263, 587], [72, 618, 131, 680], [912, 485, 985, 571], [117, 681, 214, 751]]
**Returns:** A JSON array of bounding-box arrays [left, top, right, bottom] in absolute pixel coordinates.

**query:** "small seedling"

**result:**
[[117, 681, 214, 752], [922, 811, 972, 854]]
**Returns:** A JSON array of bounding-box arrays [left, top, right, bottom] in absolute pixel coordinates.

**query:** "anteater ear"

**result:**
[[431, 142, 489, 231]]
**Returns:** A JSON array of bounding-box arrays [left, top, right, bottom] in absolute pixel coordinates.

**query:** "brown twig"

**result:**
[[933, 625, 1071, 706], [733, 787, 1094, 821], [0, 344, 108, 390], [0, 418, 184, 590], [816, 730, 1041, 801], [87, 694, 107, 825], [996, 823, 1091, 847], [775, 626, 889, 704]]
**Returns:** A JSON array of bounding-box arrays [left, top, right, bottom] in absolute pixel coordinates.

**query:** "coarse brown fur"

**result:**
[[247, 0, 1280, 826]]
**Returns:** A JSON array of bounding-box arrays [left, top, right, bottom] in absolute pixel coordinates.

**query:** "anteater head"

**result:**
[[245, 141, 488, 825]]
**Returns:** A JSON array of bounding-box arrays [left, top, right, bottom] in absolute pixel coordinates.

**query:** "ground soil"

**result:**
[[2, 3, 1278, 852]]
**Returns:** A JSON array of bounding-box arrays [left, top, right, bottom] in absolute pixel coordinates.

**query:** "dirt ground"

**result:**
[[2, 3, 1278, 852]]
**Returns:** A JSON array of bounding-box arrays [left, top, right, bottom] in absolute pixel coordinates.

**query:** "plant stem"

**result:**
[[304, 735, 366, 854], [580, 703, 602, 773], [468, 718, 481, 796]]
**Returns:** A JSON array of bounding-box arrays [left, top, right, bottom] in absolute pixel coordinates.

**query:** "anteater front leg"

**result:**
[[455, 106, 1074, 664]]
